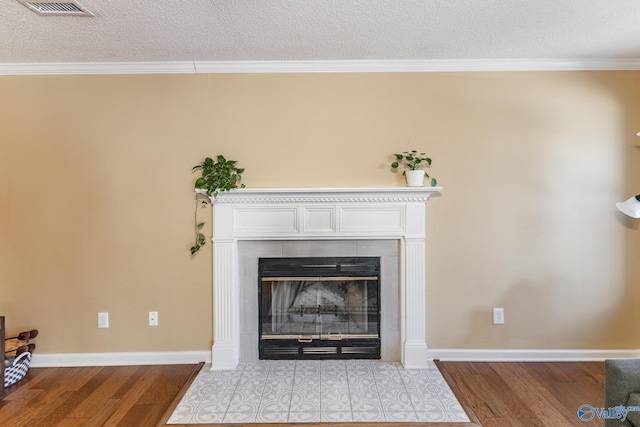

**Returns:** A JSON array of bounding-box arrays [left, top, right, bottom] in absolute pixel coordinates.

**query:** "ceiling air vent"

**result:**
[[18, 0, 94, 16]]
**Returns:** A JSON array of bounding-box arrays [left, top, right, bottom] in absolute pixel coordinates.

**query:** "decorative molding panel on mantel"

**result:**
[[203, 186, 441, 370]]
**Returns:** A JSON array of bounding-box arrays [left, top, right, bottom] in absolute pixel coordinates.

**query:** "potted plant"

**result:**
[[190, 155, 245, 255], [391, 150, 437, 187]]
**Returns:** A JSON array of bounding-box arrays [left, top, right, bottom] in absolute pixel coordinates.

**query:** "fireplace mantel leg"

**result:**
[[211, 239, 239, 370], [402, 237, 429, 368]]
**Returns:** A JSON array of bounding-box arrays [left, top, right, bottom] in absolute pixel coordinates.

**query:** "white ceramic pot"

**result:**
[[405, 170, 425, 187]]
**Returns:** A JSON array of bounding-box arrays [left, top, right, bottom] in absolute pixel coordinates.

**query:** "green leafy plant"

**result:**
[[190, 155, 245, 255], [391, 150, 437, 186]]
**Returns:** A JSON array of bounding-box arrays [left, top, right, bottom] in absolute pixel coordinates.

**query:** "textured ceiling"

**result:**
[[2, 0, 640, 66]]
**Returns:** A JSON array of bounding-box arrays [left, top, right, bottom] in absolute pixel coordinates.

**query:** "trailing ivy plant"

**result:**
[[191, 155, 245, 255], [391, 150, 437, 186]]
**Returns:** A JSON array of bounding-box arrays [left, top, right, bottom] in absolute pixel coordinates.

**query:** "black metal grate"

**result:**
[[18, 0, 94, 16]]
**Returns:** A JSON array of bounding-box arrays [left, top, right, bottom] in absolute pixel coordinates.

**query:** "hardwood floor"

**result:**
[[0, 361, 605, 426], [441, 361, 605, 427], [0, 363, 202, 427]]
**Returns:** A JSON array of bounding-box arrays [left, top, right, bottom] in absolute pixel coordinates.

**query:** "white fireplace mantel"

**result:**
[[203, 186, 441, 370]]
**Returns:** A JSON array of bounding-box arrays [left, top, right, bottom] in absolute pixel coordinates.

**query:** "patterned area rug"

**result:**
[[168, 359, 471, 424]]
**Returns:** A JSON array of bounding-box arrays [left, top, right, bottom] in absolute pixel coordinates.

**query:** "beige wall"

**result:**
[[1, 71, 639, 355]]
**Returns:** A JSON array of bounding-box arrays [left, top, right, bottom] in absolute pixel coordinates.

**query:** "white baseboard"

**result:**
[[27, 348, 640, 367], [428, 348, 640, 362], [30, 351, 211, 368]]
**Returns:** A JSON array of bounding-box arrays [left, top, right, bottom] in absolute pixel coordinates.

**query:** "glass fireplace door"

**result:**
[[258, 257, 381, 359]]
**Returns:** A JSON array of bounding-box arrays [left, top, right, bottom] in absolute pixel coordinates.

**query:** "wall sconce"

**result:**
[[617, 195, 640, 218]]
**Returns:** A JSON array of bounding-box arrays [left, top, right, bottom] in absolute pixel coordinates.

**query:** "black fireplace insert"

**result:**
[[258, 256, 381, 360]]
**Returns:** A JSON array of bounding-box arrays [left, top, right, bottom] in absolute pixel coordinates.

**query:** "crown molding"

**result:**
[[1, 58, 640, 76], [195, 58, 640, 73], [0, 61, 196, 75]]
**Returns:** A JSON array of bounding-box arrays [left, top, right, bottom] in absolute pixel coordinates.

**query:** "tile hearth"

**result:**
[[168, 359, 470, 424]]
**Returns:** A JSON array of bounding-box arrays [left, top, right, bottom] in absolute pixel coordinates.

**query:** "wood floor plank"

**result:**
[[491, 362, 583, 426], [440, 361, 520, 422], [79, 399, 121, 427], [0, 389, 47, 426], [528, 362, 605, 412], [443, 361, 604, 427], [473, 362, 537, 418], [95, 366, 162, 425], [122, 403, 167, 426], [10, 366, 102, 425], [66, 366, 133, 420], [55, 417, 93, 426], [39, 367, 118, 425], [11, 391, 76, 427], [0, 364, 200, 426], [436, 363, 484, 416], [137, 365, 194, 406]]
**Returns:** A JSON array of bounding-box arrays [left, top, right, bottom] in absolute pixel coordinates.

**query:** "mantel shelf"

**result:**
[[197, 186, 443, 203]]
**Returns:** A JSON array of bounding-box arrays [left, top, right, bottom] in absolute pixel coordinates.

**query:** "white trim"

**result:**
[[26, 348, 640, 367], [194, 58, 640, 73], [2, 58, 640, 76], [0, 61, 196, 75], [428, 348, 640, 362], [29, 350, 210, 368]]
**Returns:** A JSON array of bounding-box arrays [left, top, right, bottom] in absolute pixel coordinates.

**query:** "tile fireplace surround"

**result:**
[[202, 187, 441, 370]]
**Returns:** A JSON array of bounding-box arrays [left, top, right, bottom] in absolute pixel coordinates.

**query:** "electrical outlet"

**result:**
[[98, 312, 109, 328], [149, 311, 158, 326], [493, 308, 505, 325]]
